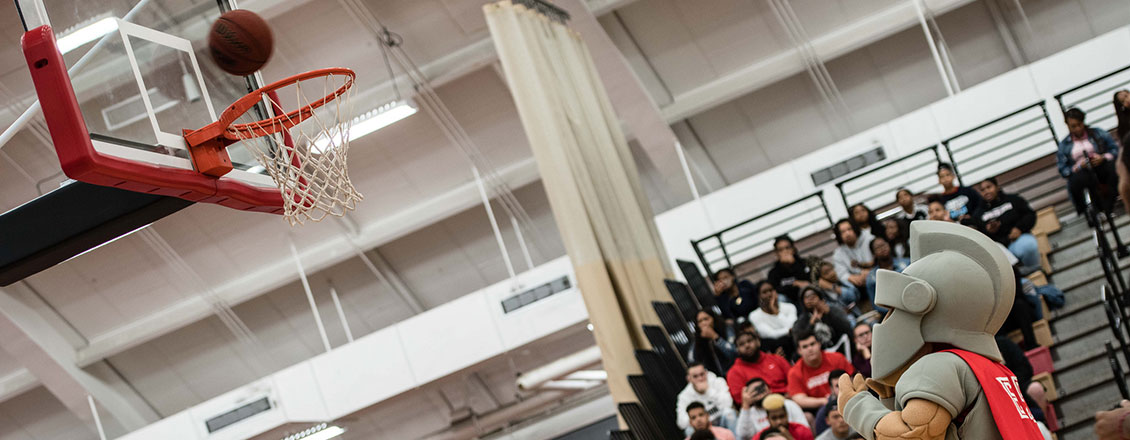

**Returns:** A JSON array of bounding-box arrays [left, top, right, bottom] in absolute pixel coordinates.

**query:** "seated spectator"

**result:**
[[881, 217, 910, 259], [755, 394, 815, 440], [793, 287, 853, 348], [689, 310, 738, 377], [749, 281, 798, 359], [893, 187, 928, 222], [814, 400, 856, 440], [726, 331, 792, 403], [1114, 89, 1130, 147], [814, 261, 859, 308], [848, 203, 883, 243], [832, 219, 872, 290], [811, 369, 849, 435], [736, 377, 809, 439], [864, 236, 909, 307], [685, 402, 737, 440], [690, 430, 718, 440], [787, 329, 854, 411], [767, 235, 812, 304], [714, 268, 759, 322], [937, 162, 984, 222], [973, 177, 1040, 273], [1058, 107, 1119, 216], [677, 362, 736, 432], [850, 322, 872, 379]]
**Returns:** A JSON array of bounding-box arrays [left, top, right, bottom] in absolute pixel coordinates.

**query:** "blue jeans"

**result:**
[[1009, 233, 1040, 273]]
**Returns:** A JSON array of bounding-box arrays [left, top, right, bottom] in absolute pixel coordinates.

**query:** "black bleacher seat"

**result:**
[[653, 301, 694, 357], [609, 429, 636, 440], [643, 325, 688, 378], [677, 260, 720, 315], [618, 402, 665, 440], [635, 349, 682, 407], [663, 279, 700, 322], [628, 375, 684, 439]]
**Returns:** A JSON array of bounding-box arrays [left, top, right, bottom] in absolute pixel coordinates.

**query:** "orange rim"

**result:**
[[222, 67, 356, 140]]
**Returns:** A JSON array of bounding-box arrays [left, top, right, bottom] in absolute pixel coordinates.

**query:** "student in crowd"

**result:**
[[677, 362, 736, 432], [831, 219, 872, 291], [685, 402, 737, 440], [726, 330, 792, 403], [749, 281, 798, 359], [893, 188, 928, 222], [755, 394, 816, 440], [690, 430, 719, 440], [713, 268, 758, 322], [937, 162, 984, 222], [864, 236, 909, 308], [814, 400, 856, 440], [847, 204, 883, 243], [793, 287, 853, 348], [787, 328, 854, 412], [767, 235, 811, 304], [1114, 89, 1130, 146], [814, 261, 858, 309], [850, 322, 873, 379], [1057, 107, 1119, 216], [736, 377, 810, 439], [689, 310, 738, 377], [811, 369, 849, 436], [974, 177, 1040, 273], [881, 217, 910, 259]]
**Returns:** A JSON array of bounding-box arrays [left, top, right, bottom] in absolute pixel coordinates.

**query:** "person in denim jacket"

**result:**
[[1057, 107, 1119, 216]]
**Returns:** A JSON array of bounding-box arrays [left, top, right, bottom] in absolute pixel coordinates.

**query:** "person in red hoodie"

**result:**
[[788, 328, 854, 411], [726, 330, 791, 403], [755, 394, 815, 440]]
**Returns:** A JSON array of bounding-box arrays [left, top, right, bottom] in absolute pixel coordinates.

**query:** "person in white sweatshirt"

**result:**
[[677, 362, 737, 432], [749, 281, 799, 358]]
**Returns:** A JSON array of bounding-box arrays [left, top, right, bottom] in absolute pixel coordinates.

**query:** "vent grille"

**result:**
[[204, 397, 271, 433], [810, 146, 886, 186], [501, 276, 571, 313]]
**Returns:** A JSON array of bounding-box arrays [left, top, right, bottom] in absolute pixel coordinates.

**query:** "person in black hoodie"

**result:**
[[936, 162, 983, 222], [766, 235, 811, 305], [973, 177, 1040, 273], [713, 268, 758, 322]]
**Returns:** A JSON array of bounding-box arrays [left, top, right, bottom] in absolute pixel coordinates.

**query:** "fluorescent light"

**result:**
[[312, 100, 417, 152], [57, 17, 119, 54], [282, 424, 344, 440]]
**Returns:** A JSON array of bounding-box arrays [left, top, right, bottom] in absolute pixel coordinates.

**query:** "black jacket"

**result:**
[[767, 259, 810, 304], [973, 192, 1036, 245]]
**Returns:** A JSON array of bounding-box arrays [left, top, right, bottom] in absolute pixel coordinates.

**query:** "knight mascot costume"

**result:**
[[837, 220, 1043, 439]]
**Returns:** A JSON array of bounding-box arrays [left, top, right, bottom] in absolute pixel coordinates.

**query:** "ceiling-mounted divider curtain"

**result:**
[[484, 0, 675, 406]]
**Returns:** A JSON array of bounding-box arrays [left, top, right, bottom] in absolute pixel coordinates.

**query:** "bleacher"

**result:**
[[609, 65, 1130, 439]]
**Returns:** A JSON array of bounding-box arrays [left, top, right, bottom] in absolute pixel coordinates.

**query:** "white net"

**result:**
[[229, 71, 363, 225]]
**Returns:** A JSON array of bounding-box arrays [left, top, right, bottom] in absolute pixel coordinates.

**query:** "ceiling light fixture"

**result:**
[[312, 99, 417, 152], [282, 423, 345, 440], [57, 17, 119, 54]]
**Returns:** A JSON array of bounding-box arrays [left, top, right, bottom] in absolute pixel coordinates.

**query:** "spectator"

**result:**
[[759, 432, 790, 440], [847, 204, 883, 243], [685, 402, 737, 440], [726, 330, 792, 403], [691, 430, 718, 440], [749, 281, 798, 359], [736, 377, 809, 439], [1057, 107, 1119, 216], [850, 322, 872, 379], [973, 177, 1040, 273], [787, 328, 854, 411], [767, 235, 812, 304], [831, 219, 872, 290], [814, 261, 859, 309], [814, 400, 856, 440], [937, 162, 984, 222], [793, 287, 853, 348], [689, 310, 738, 377], [810, 369, 848, 436], [893, 187, 928, 222], [881, 218, 910, 260], [926, 196, 948, 221], [1114, 89, 1130, 147], [755, 394, 815, 440], [864, 236, 909, 308], [713, 268, 758, 322], [677, 362, 736, 432]]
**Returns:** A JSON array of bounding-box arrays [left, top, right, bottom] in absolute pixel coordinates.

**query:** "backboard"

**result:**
[[16, 0, 284, 213]]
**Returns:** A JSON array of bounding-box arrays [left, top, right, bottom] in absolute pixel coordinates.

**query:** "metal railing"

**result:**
[[835, 145, 943, 211], [690, 192, 833, 277], [942, 102, 1059, 185], [1055, 64, 1130, 132]]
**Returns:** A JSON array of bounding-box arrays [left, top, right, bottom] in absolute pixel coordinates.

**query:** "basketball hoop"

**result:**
[[183, 68, 362, 225]]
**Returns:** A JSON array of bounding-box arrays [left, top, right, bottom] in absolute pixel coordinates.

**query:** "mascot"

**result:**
[[837, 221, 1042, 439]]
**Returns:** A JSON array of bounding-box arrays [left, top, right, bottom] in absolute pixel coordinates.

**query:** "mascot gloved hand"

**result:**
[[836, 221, 1043, 440]]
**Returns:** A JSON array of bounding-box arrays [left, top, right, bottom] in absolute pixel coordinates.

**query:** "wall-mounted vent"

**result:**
[[204, 396, 272, 433], [501, 276, 571, 313], [810, 146, 886, 186]]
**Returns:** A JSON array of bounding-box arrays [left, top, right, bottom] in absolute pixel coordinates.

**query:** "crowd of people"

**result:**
[[677, 151, 1083, 439]]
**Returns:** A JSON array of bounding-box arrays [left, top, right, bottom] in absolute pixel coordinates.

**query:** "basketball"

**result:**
[[208, 9, 273, 76]]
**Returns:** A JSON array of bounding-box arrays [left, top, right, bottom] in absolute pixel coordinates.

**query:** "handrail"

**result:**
[[1054, 64, 1130, 109], [944, 101, 1049, 143], [835, 145, 941, 209], [1106, 341, 1130, 401]]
